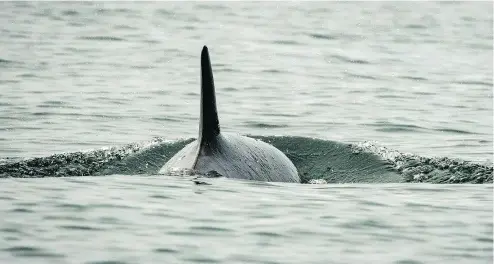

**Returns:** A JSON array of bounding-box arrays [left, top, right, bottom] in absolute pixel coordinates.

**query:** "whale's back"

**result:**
[[159, 46, 300, 183], [160, 133, 299, 182]]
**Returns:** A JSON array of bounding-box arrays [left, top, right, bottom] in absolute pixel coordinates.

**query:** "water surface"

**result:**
[[0, 2, 492, 264]]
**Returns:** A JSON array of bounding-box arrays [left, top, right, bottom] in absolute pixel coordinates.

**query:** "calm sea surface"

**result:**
[[0, 2, 492, 264]]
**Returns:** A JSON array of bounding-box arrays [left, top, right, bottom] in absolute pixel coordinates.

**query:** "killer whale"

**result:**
[[159, 46, 300, 183]]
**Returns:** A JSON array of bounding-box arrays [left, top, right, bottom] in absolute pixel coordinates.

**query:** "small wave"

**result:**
[[261, 69, 284, 74], [10, 208, 35, 213], [0, 58, 23, 69], [17, 73, 38, 78], [412, 91, 436, 96], [399, 75, 429, 81], [114, 24, 139, 30], [79, 36, 126, 42], [365, 122, 426, 133], [61, 10, 79, 16], [345, 73, 377, 80], [130, 64, 155, 70], [374, 127, 425, 133], [216, 68, 237, 73], [454, 80, 493, 87], [308, 33, 337, 40], [468, 43, 492, 50], [196, 4, 229, 10], [156, 9, 175, 17], [244, 122, 288, 129], [58, 225, 103, 231], [4, 246, 64, 258], [272, 40, 303, 45], [38, 100, 65, 106], [405, 24, 427, 29], [329, 54, 371, 65], [222, 87, 238, 92], [85, 261, 129, 264], [260, 112, 299, 118], [0, 58, 17, 64], [150, 117, 180, 123], [154, 248, 179, 254], [434, 128, 477, 135], [95, 8, 133, 15]]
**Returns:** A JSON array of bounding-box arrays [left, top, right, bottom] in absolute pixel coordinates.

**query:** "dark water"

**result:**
[[0, 1, 492, 264]]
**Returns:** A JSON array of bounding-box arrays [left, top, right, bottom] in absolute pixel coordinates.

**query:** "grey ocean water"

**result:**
[[0, 1, 492, 264]]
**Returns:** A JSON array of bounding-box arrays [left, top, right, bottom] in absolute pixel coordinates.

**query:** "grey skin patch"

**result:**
[[159, 46, 300, 183], [160, 133, 299, 183]]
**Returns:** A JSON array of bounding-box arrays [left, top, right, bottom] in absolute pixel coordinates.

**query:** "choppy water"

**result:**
[[0, 1, 492, 264], [1, 177, 492, 264]]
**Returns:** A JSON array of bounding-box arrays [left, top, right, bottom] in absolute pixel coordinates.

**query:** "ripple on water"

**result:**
[[9, 208, 35, 213], [402, 186, 456, 193], [189, 225, 234, 233], [433, 128, 477, 135], [250, 231, 286, 238], [55, 203, 88, 212], [399, 75, 429, 81], [308, 33, 337, 40], [244, 121, 288, 128], [43, 215, 87, 221], [181, 257, 219, 264], [148, 194, 173, 200], [78, 36, 126, 42], [4, 246, 65, 258], [357, 199, 390, 207], [153, 248, 179, 254], [340, 219, 396, 230], [366, 122, 427, 133], [0, 58, 21, 66], [58, 224, 105, 231], [394, 260, 424, 264], [85, 261, 129, 264], [0, 227, 23, 234], [454, 80, 493, 87], [328, 54, 372, 64], [345, 73, 379, 80]]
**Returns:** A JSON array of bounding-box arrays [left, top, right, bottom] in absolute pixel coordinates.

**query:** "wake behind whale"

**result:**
[[159, 46, 300, 183]]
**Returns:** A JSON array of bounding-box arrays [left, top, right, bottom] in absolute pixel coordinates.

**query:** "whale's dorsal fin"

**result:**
[[198, 46, 220, 148]]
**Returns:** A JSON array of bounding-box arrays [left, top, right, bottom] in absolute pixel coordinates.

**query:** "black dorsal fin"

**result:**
[[198, 46, 220, 147]]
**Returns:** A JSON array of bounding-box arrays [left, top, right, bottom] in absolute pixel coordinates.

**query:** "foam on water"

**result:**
[[1, 136, 491, 184]]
